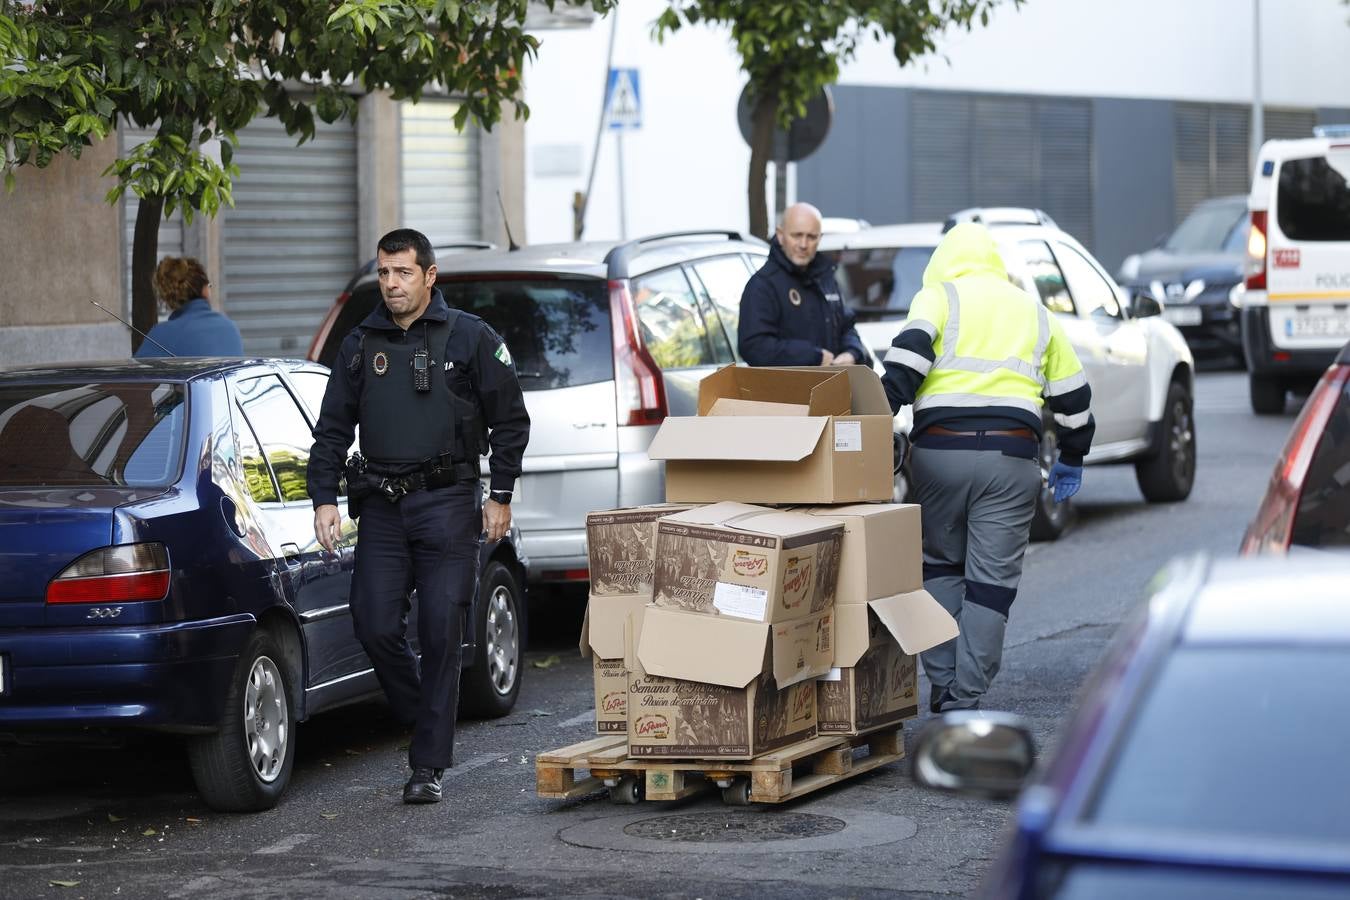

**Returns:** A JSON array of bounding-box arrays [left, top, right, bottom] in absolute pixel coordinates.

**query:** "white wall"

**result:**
[[524, 0, 1350, 244]]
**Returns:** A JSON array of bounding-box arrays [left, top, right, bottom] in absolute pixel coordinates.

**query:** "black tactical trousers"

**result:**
[[350, 481, 481, 769]]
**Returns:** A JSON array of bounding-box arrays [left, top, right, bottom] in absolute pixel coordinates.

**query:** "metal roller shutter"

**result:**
[[911, 92, 971, 223], [401, 100, 482, 244], [1264, 108, 1316, 141], [1174, 103, 1251, 221], [119, 125, 185, 313], [223, 114, 359, 357], [1037, 100, 1093, 248]]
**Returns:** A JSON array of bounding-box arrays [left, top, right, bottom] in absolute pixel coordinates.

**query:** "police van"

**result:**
[[1241, 126, 1350, 413]]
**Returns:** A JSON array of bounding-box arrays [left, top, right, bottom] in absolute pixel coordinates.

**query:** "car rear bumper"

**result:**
[[1242, 306, 1342, 377], [0, 614, 255, 733], [523, 528, 589, 583]]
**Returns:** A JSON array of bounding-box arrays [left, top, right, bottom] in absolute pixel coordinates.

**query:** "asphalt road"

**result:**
[[0, 368, 1300, 900]]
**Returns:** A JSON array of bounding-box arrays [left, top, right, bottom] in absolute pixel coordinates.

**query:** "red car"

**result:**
[[1242, 340, 1350, 553]]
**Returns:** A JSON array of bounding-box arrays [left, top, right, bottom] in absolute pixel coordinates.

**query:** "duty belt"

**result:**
[[364, 461, 478, 501]]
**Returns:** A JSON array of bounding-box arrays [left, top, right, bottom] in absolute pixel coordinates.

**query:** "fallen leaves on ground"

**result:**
[[530, 654, 561, 669]]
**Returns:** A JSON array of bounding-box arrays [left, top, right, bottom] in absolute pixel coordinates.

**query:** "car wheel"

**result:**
[[461, 560, 525, 718], [1029, 420, 1072, 542], [1135, 381, 1196, 503], [1250, 374, 1285, 414], [187, 630, 296, 812]]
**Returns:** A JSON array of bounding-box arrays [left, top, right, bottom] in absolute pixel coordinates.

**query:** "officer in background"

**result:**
[[308, 228, 529, 804], [738, 202, 871, 367], [881, 222, 1094, 714]]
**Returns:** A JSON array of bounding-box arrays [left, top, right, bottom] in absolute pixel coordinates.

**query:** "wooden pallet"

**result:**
[[536, 727, 905, 805]]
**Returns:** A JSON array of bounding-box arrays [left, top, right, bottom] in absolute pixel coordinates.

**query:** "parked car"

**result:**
[[1116, 194, 1248, 365], [821, 208, 1198, 541], [1241, 339, 1350, 554], [914, 552, 1350, 899], [1240, 126, 1350, 414], [0, 358, 527, 812], [308, 230, 770, 585]]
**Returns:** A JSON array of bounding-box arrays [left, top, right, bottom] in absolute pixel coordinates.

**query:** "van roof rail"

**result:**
[[1312, 124, 1350, 139], [942, 207, 1058, 233], [604, 230, 766, 279]]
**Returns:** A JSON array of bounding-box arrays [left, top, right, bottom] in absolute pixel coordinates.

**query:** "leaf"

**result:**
[[48, 881, 81, 888], [142, 827, 157, 836], [107, 813, 125, 822], [531, 654, 561, 670], [320, 812, 339, 820]]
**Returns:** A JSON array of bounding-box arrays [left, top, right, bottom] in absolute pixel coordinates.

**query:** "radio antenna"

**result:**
[[497, 191, 521, 252], [89, 300, 177, 357]]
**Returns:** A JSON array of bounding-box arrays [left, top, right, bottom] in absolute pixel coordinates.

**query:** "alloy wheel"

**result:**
[[244, 655, 288, 784], [484, 584, 520, 696]]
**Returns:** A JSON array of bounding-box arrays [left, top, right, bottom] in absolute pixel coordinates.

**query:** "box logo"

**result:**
[[634, 714, 670, 739], [732, 549, 769, 578], [790, 684, 814, 722], [782, 555, 814, 609], [602, 691, 626, 714]]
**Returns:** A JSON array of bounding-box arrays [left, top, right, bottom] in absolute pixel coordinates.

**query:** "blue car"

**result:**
[[0, 358, 527, 811], [913, 553, 1350, 898]]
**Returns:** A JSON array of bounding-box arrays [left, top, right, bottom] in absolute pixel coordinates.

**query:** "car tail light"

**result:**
[[609, 280, 667, 426], [46, 543, 171, 604], [1244, 211, 1267, 292], [1241, 365, 1350, 554], [306, 291, 349, 362]]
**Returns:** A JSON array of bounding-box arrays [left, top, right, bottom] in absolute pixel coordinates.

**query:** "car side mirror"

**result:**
[[1130, 287, 1163, 318], [912, 711, 1036, 800]]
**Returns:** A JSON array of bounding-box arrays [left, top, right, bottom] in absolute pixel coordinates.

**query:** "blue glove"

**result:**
[[1047, 461, 1082, 503]]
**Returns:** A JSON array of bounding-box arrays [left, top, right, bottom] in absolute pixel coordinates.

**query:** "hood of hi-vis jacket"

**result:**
[[923, 222, 1009, 287]]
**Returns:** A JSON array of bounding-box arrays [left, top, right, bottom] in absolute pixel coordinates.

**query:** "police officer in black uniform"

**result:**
[[307, 228, 529, 804], [738, 202, 871, 368]]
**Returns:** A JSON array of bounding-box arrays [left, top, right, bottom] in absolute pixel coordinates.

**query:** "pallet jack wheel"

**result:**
[[609, 775, 642, 805], [721, 777, 751, 806]]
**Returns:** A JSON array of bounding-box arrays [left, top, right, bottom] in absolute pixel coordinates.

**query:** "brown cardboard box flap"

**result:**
[[635, 606, 769, 688], [581, 594, 650, 659], [869, 590, 960, 655], [696, 365, 852, 416], [623, 604, 649, 676], [708, 397, 811, 417], [831, 602, 874, 668], [660, 501, 766, 525], [770, 364, 892, 415], [660, 502, 844, 540], [648, 415, 826, 462], [770, 610, 836, 687]]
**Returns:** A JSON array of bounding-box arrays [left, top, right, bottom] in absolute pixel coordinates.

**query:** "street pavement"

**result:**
[[0, 368, 1300, 899]]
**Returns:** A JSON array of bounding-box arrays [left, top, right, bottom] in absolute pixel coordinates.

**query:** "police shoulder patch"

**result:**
[[493, 342, 513, 367]]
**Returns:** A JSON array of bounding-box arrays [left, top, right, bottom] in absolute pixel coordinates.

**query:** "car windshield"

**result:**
[[834, 245, 936, 316], [440, 277, 613, 391], [0, 382, 187, 487], [1164, 201, 1248, 253], [1085, 645, 1350, 842]]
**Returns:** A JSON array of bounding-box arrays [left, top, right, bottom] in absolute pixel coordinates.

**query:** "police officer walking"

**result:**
[[308, 228, 529, 804], [738, 202, 871, 367], [881, 223, 1094, 714]]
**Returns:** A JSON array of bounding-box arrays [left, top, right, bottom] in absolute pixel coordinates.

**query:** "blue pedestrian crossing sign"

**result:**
[[605, 68, 641, 130]]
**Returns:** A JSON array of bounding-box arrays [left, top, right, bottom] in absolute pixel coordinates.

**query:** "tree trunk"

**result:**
[[747, 87, 779, 240], [130, 193, 166, 353]]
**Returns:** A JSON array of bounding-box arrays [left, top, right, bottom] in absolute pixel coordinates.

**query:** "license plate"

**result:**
[[1163, 306, 1202, 326], [1286, 314, 1350, 339]]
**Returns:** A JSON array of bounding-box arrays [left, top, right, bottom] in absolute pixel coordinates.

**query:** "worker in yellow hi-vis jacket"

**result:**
[[881, 223, 1095, 713]]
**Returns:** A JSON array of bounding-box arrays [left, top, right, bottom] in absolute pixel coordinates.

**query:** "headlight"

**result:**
[[1184, 279, 1206, 301], [1229, 283, 1246, 308]]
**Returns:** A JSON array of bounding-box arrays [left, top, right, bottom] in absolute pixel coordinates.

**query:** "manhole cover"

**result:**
[[623, 812, 846, 844]]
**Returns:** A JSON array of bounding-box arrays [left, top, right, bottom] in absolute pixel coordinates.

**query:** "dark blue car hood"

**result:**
[[0, 487, 165, 607], [1126, 249, 1243, 287]]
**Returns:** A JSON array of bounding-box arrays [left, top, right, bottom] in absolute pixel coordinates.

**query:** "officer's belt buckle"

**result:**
[[378, 476, 407, 501]]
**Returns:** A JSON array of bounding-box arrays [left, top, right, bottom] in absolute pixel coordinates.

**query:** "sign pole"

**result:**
[[617, 129, 628, 239]]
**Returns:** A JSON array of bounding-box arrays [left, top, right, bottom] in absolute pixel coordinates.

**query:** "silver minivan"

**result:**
[[311, 231, 768, 585]]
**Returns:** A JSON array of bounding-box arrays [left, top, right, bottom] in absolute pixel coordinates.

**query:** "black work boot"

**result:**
[[929, 684, 954, 714], [402, 767, 444, 804]]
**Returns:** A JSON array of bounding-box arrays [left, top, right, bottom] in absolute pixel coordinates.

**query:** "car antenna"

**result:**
[[89, 299, 177, 357], [497, 190, 521, 252]]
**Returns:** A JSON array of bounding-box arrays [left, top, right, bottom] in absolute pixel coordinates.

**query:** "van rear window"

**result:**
[[1292, 373, 1350, 548], [1277, 155, 1350, 242]]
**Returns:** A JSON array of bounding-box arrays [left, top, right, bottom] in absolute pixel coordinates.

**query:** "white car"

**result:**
[[822, 208, 1197, 540]]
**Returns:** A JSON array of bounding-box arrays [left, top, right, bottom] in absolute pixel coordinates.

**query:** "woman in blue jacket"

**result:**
[[134, 257, 243, 358]]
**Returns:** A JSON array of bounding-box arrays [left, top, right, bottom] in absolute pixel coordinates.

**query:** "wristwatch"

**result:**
[[488, 489, 513, 505]]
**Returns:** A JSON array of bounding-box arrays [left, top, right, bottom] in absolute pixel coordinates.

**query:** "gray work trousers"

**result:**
[[912, 445, 1041, 707]]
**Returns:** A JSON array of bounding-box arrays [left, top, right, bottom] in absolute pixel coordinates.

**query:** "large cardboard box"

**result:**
[[801, 503, 924, 603], [627, 606, 832, 758], [651, 502, 843, 623], [579, 594, 650, 734], [647, 365, 894, 504], [585, 503, 698, 598], [817, 591, 960, 735]]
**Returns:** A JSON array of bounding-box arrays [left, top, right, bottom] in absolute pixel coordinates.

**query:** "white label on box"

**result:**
[[713, 582, 769, 620], [833, 421, 862, 452], [820, 667, 843, 682]]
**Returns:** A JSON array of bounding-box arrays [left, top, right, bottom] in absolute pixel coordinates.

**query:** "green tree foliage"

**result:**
[[0, 0, 612, 347], [653, 0, 1018, 238]]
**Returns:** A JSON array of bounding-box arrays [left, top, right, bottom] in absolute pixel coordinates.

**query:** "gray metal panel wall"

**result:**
[[1317, 107, 1350, 126], [222, 115, 359, 356], [1173, 102, 1251, 222], [1092, 98, 1174, 276], [795, 85, 909, 224], [401, 100, 482, 244], [1264, 108, 1316, 141], [119, 125, 185, 314]]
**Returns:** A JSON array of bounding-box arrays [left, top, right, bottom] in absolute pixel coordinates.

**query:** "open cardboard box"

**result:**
[[651, 502, 843, 624], [818, 590, 959, 735], [647, 365, 894, 504], [799, 503, 923, 603], [585, 503, 699, 599], [579, 594, 651, 734], [626, 605, 833, 758]]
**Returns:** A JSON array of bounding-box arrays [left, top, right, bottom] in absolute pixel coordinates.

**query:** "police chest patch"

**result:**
[[788, 288, 802, 307], [493, 342, 513, 367], [372, 351, 389, 376]]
